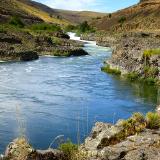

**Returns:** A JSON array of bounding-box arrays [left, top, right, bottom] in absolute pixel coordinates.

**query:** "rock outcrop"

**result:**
[[0, 30, 88, 61], [105, 32, 160, 83], [4, 138, 65, 160], [81, 115, 160, 160]]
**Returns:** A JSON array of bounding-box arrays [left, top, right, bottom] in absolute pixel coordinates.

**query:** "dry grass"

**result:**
[[14, 0, 69, 25], [8, 138, 32, 160]]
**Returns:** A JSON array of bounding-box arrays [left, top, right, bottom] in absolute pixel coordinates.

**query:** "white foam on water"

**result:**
[[67, 32, 97, 46]]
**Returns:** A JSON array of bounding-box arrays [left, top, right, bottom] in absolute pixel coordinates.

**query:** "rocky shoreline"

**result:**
[[81, 32, 160, 85], [0, 30, 88, 62], [1, 112, 160, 160]]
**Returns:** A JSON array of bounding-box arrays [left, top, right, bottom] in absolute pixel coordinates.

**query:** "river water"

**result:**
[[0, 33, 158, 152]]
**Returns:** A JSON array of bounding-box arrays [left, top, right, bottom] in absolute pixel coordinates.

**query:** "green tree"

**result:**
[[78, 21, 91, 33]]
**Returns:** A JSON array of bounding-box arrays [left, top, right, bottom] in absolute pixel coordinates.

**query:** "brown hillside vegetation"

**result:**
[[90, 0, 160, 32], [0, 0, 106, 25]]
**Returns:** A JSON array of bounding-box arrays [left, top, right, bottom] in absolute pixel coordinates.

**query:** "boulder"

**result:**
[[4, 138, 65, 160]]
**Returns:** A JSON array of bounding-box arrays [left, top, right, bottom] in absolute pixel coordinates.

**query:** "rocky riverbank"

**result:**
[[81, 31, 160, 85], [0, 29, 88, 62], [1, 112, 160, 160]]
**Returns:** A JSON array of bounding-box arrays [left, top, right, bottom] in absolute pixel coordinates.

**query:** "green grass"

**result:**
[[121, 112, 146, 135], [101, 65, 121, 75], [9, 16, 24, 28], [144, 66, 159, 77], [29, 23, 62, 32], [59, 140, 78, 160], [126, 72, 139, 81], [143, 49, 160, 58], [146, 112, 160, 129], [124, 67, 159, 85]]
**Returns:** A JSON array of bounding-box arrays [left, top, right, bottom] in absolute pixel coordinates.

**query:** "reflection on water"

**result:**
[[0, 34, 158, 153]]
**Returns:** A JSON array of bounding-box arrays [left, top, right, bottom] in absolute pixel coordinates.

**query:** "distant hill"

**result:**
[[0, 0, 105, 25], [90, 0, 160, 32]]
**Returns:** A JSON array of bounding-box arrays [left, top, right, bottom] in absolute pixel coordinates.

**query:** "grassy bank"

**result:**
[[101, 64, 160, 86]]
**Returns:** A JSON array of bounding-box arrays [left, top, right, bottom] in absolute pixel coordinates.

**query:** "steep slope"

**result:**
[[0, 0, 105, 25], [90, 0, 160, 32], [0, 0, 69, 25]]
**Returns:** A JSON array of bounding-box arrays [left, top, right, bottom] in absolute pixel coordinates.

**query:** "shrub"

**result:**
[[9, 16, 24, 28], [59, 140, 78, 160], [101, 65, 121, 75], [132, 112, 145, 123], [65, 25, 76, 32], [121, 112, 146, 135], [146, 112, 160, 129], [118, 16, 126, 24], [30, 23, 62, 32], [77, 21, 95, 34], [108, 13, 112, 18]]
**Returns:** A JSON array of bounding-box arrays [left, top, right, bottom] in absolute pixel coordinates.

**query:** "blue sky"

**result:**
[[34, 0, 139, 12]]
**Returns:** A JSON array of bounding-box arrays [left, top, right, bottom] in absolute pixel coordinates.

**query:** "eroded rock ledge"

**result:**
[[0, 31, 88, 62]]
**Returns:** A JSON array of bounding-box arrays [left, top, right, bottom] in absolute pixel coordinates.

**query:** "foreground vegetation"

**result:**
[[2, 112, 160, 160]]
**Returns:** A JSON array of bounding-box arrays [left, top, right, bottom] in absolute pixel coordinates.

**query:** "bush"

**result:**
[[77, 21, 95, 34], [65, 25, 76, 32], [9, 16, 24, 28], [59, 140, 78, 160], [30, 23, 62, 32], [146, 112, 160, 129], [101, 65, 121, 75], [122, 112, 146, 135], [109, 13, 112, 18], [118, 16, 126, 24]]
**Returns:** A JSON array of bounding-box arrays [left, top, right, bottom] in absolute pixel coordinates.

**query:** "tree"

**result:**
[[79, 21, 90, 33]]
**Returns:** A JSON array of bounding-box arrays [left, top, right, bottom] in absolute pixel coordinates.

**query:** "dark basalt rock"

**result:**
[[19, 51, 39, 61], [53, 48, 89, 57], [0, 33, 22, 44], [0, 50, 39, 61]]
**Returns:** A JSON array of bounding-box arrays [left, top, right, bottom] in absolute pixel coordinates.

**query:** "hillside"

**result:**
[[0, 0, 105, 25], [21, 0, 106, 24], [90, 0, 160, 32], [0, 0, 68, 25]]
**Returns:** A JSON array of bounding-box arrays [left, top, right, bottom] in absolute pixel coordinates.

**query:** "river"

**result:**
[[0, 33, 158, 152]]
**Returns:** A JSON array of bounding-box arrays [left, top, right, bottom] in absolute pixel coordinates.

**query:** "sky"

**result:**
[[34, 0, 140, 13]]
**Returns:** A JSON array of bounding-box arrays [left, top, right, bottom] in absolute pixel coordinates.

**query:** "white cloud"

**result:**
[[40, 0, 97, 11]]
